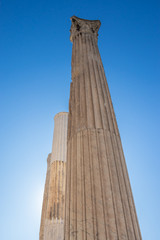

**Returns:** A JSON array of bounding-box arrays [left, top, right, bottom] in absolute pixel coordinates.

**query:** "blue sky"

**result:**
[[0, 0, 159, 239]]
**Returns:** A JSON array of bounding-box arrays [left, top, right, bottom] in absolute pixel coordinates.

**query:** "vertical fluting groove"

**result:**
[[71, 35, 75, 81], [57, 162, 60, 220], [80, 131, 85, 240], [69, 83, 72, 138], [82, 130, 88, 240], [90, 36, 110, 131], [76, 132, 83, 240], [73, 133, 77, 239], [57, 162, 61, 220], [59, 163, 62, 219], [71, 137, 74, 239], [58, 117, 61, 160], [55, 161, 58, 220], [65, 141, 70, 240], [71, 80, 74, 137], [83, 34, 95, 129], [114, 134, 136, 239], [100, 63, 114, 133], [68, 84, 72, 140], [95, 130, 108, 239], [87, 130, 96, 239], [70, 136, 75, 240], [117, 136, 142, 239], [76, 35, 81, 134], [46, 165, 51, 219], [63, 116, 65, 159], [58, 119, 62, 218], [108, 131, 128, 239], [74, 38, 78, 133], [71, 83, 75, 139], [75, 36, 83, 240], [93, 45, 115, 133], [93, 41, 115, 132], [111, 132, 129, 239], [87, 35, 103, 129], [70, 82, 74, 138], [89, 130, 98, 239], [54, 163, 57, 219], [59, 134, 62, 220], [83, 130, 88, 240], [79, 34, 86, 130], [61, 115, 64, 161], [74, 35, 78, 134], [88, 35, 104, 130], [65, 115, 68, 160], [90, 36, 110, 132], [75, 135, 77, 240], [64, 143, 69, 239], [92, 39, 114, 133], [51, 164, 54, 218], [85, 34, 97, 128], [57, 115, 61, 221], [69, 140, 72, 239], [51, 161, 57, 219], [102, 131, 118, 240], [104, 130, 120, 240], [90, 130, 105, 239], [51, 163, 54, 218], [61, 117, 65, 219], [117, 137, 139, 239], [83, 130, 94, 239], [111, 134, 131, 239], [82, 34, 88, 129], [62, 163, 66, 219], [95, 42, 119, 135], [75, 134, 78, 239], [60, 162, 62, 220]]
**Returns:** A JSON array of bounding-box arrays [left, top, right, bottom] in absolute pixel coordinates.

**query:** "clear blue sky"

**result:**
[[0, 0, 159, 239]]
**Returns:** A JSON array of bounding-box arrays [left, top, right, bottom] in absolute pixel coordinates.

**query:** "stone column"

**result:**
[[64, 16, 142, 240], [40, 112, 68, 240], [39, 154, 51, 240]]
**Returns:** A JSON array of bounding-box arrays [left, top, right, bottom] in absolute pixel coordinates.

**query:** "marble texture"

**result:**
[[40, 112, 68, 240], [51, 112, 68, 163], [64, 16, 142, 240]]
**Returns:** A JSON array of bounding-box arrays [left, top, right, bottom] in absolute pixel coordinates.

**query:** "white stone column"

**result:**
[[51, 112, 68, 163], [40, 112, 68, 240]]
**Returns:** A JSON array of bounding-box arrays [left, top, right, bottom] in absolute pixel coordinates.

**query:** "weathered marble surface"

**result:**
[[65, 16, 142, 240], [51, 112, 68, 163], [40, 112, 68, 240]]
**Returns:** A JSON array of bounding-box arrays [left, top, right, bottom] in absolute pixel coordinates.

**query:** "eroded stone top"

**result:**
[[70, 16, 101, 42]]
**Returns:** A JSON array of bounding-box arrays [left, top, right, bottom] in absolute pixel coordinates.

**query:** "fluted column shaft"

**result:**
[[40, 112, 68, 240], [65, 16, 141, 240]]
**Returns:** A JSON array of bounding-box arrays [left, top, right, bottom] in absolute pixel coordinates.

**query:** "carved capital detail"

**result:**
[[70, 16, 101, 42]]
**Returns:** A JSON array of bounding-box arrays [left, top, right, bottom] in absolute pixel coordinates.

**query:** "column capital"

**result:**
[[70, 16, 101, 42]]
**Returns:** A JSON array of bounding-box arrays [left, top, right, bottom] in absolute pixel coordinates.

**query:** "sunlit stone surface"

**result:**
[[40, 16, 142, 240], [40, 112, 68, 240], [64, 16, 142, 240]]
